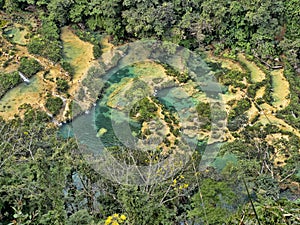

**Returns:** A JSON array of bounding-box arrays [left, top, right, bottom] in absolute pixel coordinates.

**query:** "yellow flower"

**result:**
[[179, 183, 189, 190], [120, 214, 127, 221], [105, 216, 113, 225], [173, 179, 177, 185], [111, 221, 119, 225]]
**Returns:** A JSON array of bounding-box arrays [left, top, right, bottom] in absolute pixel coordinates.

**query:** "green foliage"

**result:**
[[196, 101, 211, 118], [60, 60, 75, 77], [254, 175, 279, 200], [56, 78, 69, 93], [1, 2, 300, 224], [118, 187, 174, 225], [227, 99, 251, 131], [20, 103, 51, 125], [28, 37, 62, 62], [66, 209, 94, 225], [0, 19, 8, 28], [93, 44, 102, 58], [130, 97, 158, 122], [229, 99, 251, 119], [2, 0, 300, 66], [162, 63, 190, 83], [188, 178, 241, 224], [247, 80, 266, 99], [18, 57, 43, 78], [45, 96, 63, 115], [217, 69, 250, 88], [25, 15, 62, 62], [254, 197, 300, 224], [0, 118, 76, 224], [277, 62, 300, 129], [196, 101, 211, 130], [39, 17, 60, 41], [0, 71, 21, 98]]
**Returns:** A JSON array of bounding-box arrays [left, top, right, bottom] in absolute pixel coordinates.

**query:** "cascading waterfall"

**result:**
[[18, 71, 30, 83]]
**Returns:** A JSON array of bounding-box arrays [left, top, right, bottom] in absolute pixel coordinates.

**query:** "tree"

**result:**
[[56, 78, 69, 93], [18, 57, 43, 78], [0, 71, 21, 98], [0, 117, 76, 224], [188, 178, 242, 225], [45, 96, 63, 115]]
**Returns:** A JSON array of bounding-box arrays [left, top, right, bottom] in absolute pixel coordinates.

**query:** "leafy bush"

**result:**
[[45, 96, 63, 115], [60, 60, 75, 77], [56, 78, 69, 92], [93, 43, 102, 58], [0, 71, 21, 98], [18, 57, 43, 77], [130, 97, 158, 122], [28, 38, 62, 62], [66, 209, 94, 225]]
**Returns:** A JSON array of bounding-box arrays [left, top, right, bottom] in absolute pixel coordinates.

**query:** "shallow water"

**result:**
[[0, 75, 42, 118], [67, 64, 197, 147], [271, 69, 290, 109], [3, 24, 28, 45], [61, 27, 94, 81]]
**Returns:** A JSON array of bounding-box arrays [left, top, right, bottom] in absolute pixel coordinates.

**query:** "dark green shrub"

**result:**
[[56, 78, 69, 92], [18, 57, 43, 77], [60, 61, 75, 77], [28, 38, 62, 62], [45, 96, 63, 115], [93, 44, 102, 58]]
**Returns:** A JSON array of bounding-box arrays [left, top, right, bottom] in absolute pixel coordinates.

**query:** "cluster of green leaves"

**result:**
[[28, 37, 61, 63], [218, 123, 300, 224], [56, 78, 69, 93], [18, 57, 43, 78], [227, 98, 251, 131], [130, 97, 158, 123], [2, 0, 300, 66], [247, 81, 266, 99], [0, 106, 299, 224], [0, 116, 75, 224], [196, 101, 211, 130], [60, 61, 75, 78], [93, 44, 102, 59], [163, 63, 190, 83], [216, 70, 249, 89], [27, 17, 62, 62], [189, 178, 243, 224], [45, 96, 63, 115], [0, 71, 20, 98], [1, 1, 300, 224]]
